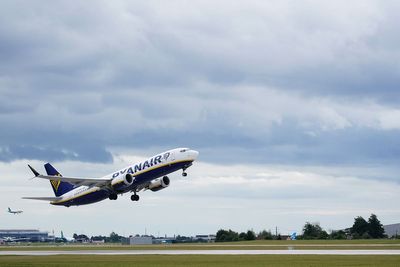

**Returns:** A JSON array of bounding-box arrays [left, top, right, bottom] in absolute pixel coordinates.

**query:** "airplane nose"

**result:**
[[190, 150, 199, 160]]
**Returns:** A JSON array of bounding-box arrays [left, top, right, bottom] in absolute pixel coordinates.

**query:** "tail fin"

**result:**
[[291, 232, 297, 240], [8, 207, 11, 212], [44, 163, 74, 197]]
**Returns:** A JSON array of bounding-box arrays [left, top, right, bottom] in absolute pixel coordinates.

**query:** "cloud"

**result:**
[[1, 1, 400, 95], [1, 153, 399, 236], [1, 81, 400, 169], [3, 0, 400, 239]]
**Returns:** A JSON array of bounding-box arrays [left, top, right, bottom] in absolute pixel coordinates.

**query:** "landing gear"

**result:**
[[131, 194, 140, 201], [109, 193, 118, 200], [182, 167, 188, 177]]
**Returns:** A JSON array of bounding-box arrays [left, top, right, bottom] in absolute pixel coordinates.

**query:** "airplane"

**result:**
[[23, 148, 199, 207], [54, 231, 69, 243], [2, 236, 30, 242], [7, 207, 23, 214]]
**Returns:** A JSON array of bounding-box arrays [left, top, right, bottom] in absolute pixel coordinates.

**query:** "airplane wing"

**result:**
[[22, 196, 62, 201], [35, 174, 110, 187], [28, 164, 111, 187]]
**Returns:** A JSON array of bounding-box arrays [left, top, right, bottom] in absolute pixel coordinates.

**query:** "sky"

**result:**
[[1, 0, 400, 238]]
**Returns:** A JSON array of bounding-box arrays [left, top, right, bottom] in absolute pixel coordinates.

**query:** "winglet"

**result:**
[[28, 164, 40, 177]]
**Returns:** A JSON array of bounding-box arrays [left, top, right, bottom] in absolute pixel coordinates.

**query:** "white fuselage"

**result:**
[[51, 148, 198, 205]]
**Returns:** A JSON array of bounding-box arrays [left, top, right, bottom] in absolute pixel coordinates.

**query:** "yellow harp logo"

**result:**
[[50, 174, 62, 192], [50, 180, 61, 192]]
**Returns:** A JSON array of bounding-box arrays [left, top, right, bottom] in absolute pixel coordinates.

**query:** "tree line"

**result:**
[[72, 214, 389, 243], [216, 228, 290, 242], [73, 231, 125, 243], [215, 214, 389, 242], [302, 214, 386, 240]]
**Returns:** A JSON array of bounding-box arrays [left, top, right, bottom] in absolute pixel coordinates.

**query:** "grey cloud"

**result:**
[[0, 130, 113, 163], [2, 0, 399, 99], [3, 0, 400, 239], [1, 0, 400, 172], [122, 123, 400, 168]]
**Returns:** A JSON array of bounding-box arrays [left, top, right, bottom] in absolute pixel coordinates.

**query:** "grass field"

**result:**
[[1, 241, 399, 266], [1, 255, 400, 267], [1, 239, 400, 251]]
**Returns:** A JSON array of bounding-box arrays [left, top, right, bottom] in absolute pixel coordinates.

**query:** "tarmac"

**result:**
[[1, 250, 400, 256]]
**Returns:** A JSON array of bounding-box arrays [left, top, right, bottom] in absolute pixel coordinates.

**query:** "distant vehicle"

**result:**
[[7, 207, 23, 214], [23, 148, 199, 207]]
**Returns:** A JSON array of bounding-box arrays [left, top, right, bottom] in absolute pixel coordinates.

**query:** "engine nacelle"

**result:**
[[148, 176, 170, 192], [111, 173, 134, 191]]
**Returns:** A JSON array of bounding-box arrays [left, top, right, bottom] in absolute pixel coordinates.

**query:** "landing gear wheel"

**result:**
[[131, 194, 140, 201], [182, 172, 188, 177], [109, 193, 118, 200]]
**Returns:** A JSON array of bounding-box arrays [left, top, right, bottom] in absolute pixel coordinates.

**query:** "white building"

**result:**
[[195, 234, 216, 242]]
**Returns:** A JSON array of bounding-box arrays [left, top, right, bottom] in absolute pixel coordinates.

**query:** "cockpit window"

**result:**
[[180, 149, 189, 152]]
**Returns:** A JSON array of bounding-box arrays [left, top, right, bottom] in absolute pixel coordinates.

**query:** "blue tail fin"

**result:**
[[44, 163, 74, 197]]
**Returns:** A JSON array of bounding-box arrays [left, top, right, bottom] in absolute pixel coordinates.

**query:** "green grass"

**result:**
[[1, 245, 400, 251], [210, 239, 400, 245], [1, 239, 400, 251], [1, 255, 400, 267], [194, 239, 397, 245]]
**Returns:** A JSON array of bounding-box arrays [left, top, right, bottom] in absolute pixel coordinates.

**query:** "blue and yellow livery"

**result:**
[[23, 148, 199, 207]]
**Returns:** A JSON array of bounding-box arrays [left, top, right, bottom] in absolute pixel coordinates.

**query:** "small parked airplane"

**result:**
[[7, 207, 23, 214], [23, 148, 198, 207]]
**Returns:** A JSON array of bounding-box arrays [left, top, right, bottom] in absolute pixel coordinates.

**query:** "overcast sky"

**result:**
[[1, 0, 400, 237]]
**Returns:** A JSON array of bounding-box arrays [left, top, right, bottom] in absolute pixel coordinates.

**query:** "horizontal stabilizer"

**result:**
[[22, 196, 62, 201]]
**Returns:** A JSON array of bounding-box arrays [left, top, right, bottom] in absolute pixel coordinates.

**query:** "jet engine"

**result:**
[[148, 176, 170, 192], [111, 173, 134, 191]]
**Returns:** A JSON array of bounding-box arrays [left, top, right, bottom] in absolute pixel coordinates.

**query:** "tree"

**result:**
[[258, 230, 273, 240], [215, 229, 239, 242], [108, 232, 123, 243], [239, 232, 247, 241], [330, 230, 347, 240], [319, 230, 329, 239], [245, 230, 256, 241], [219, 229, 256, 241], [368, 214, 385, 238], [351, 216, 369, 238], [216, 229, 227, 242], [302, 222, 328, 239]]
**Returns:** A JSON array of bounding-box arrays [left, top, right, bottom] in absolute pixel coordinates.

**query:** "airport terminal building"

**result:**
[[0, 229, 49, 242]]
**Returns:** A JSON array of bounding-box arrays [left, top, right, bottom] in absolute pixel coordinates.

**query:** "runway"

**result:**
[[1, 250, 400, 256]]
